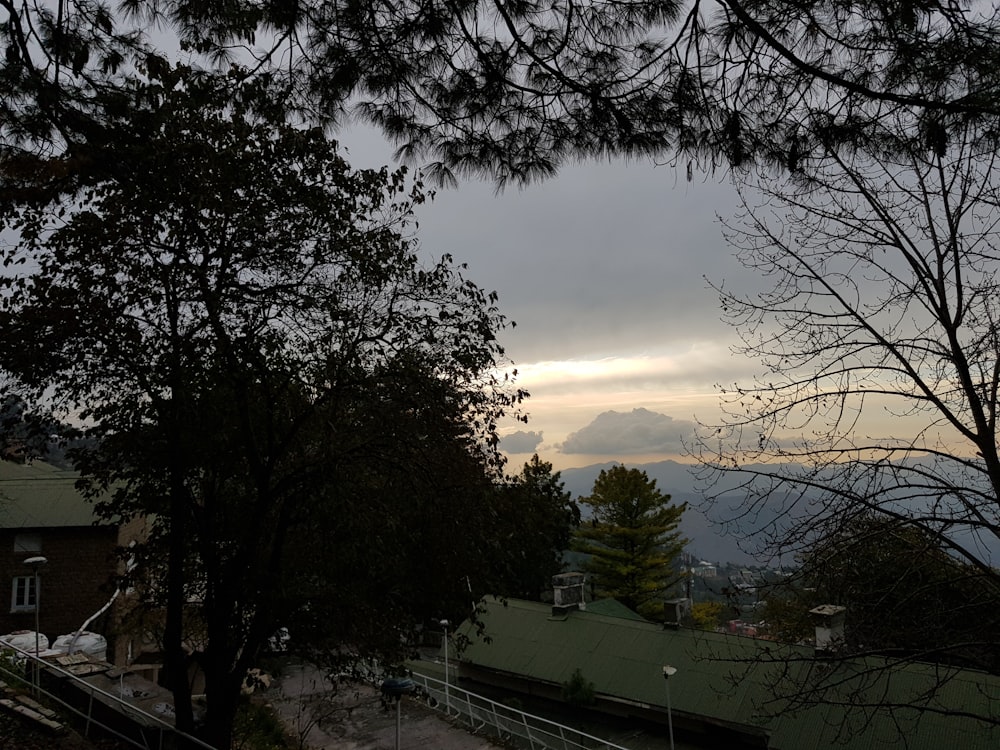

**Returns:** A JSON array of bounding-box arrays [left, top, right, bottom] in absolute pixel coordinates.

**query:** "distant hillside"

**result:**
[[559, 460, 777, 566], [558, 456, 1000, 568]]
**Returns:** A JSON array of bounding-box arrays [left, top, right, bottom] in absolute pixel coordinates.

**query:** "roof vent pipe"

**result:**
[[663, 598, 691, 630], [551, 572, 586, 617], [809, 604, 847, 657]]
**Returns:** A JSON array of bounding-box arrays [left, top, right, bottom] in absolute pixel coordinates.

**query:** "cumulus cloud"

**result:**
[[501, 430, 544, 454], [559, 408, 699, 455]]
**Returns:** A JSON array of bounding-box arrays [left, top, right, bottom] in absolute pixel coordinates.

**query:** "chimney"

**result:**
[[551, 572, 586, 617], [663, 598, 691, 629], [809, 604, 846, 656]]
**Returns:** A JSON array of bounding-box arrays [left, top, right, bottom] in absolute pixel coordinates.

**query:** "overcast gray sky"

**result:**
[[341, 127, 766, 470]]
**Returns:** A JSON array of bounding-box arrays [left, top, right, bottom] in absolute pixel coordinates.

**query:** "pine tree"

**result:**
[[573, 465, 686, 619]]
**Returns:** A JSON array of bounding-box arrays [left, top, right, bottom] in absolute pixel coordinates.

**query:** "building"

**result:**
[[689, 561, 717, 578], [0, 459, 144, 659], [455, 593, 1000, 750]]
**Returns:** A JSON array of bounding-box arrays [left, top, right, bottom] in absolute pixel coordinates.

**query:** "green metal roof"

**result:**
[[583, 598, 648, 622], [458, 598, 1000, 750], [0, 460, 105, 528]]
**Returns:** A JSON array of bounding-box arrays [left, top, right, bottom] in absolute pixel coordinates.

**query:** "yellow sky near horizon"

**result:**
[[498, 349, 741, 470], [502, 350, 973, 473]]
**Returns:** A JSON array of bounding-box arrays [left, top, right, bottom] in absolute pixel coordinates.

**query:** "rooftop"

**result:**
[[458, 597, 1000, 750], [0, 460, 108, 528]]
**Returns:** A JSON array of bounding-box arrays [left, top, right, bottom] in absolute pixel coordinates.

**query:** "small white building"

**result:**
[[689, 561, 717, 578]]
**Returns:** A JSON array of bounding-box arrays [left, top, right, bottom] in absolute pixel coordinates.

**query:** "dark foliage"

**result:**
[[494, 455, 580, 600], [3, 0, 1000, 189], [688, 101, 1000, 729], [0, 68, 526, 747], [763, 515, 1000, 673]]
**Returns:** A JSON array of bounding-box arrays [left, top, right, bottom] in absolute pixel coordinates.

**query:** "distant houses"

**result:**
[[454, 577, 1000, 750]]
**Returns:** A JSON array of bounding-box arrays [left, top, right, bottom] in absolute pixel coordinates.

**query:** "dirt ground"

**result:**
[[265, 661, 504, 750], [0, 704, 134, 750]]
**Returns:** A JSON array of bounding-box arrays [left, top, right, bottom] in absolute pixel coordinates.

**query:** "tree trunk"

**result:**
[[162, 464, 195, 732], [201, 657, 242, 750]]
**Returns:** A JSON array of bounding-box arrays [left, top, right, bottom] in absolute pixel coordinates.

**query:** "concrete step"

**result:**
[[0, 695, 65, 734]]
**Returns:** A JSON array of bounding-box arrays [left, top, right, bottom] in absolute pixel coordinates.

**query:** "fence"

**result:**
[[0, 644, 636, 750], [408, 670, 634, 750], [0, 642, 215, 750]]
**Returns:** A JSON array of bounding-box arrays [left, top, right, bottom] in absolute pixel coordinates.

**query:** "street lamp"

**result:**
[[380, 677, 416, 750], [439, 619, 450, 714], [24, 556, 47, 692], [662, 665, 677, 750]]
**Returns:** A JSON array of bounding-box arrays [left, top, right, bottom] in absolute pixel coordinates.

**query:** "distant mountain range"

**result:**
[[558, 460, 767, 566], [557, 456, 1000, 568]]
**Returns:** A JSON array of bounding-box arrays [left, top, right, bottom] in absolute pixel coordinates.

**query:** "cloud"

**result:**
[[559, 408, 699, 455], [501, 430, 544, 454], [508, 348, 744, 396]]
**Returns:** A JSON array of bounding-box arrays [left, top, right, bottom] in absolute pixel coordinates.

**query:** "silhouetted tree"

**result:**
[[3, 0, 1000, 189], [0, 69, 524, 748], [761, 515, 1000, 672], [693, 112, 1000, 726], [496, 455, 580, 600]]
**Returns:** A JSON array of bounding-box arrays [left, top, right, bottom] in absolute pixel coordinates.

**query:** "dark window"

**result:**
[[10, 575, 36, 612]]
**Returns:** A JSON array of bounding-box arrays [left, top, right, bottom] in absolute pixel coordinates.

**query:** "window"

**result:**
[[10, 575, 36, 613], [13, 534, 41, 554]]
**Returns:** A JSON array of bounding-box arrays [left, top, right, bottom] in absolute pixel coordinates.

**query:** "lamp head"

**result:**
[[24, 556, 47, 568], [662, 665, 677, 678]]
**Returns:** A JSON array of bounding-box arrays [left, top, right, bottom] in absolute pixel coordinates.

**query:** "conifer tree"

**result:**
[[573, 465, 686, 619]]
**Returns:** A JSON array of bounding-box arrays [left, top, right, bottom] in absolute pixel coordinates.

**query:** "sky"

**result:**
[[120, 21, 774, 474], [339, 128, 763, 471]]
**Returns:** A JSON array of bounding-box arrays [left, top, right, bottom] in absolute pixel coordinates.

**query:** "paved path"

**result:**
[[267, 661, 503, 750]]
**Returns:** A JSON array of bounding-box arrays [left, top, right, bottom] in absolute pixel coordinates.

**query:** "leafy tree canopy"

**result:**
[[0, 67, 528, 747], [762, 515, 1000, 673], [494, 454, 580, 600], [690, 600, 725, 632]]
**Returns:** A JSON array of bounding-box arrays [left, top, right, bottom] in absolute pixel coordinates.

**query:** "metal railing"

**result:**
[[409, 670, 634, 750], [0, 645, 636, 750], [0, 643, 215, 750]]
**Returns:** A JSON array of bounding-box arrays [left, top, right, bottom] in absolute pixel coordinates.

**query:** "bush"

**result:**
[[561, 668, 596, 706], [232, 700, 290, 750]]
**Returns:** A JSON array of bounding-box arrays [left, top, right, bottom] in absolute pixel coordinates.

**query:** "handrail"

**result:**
[[408, 669, 634, 750], [0, 641, 216, 750]]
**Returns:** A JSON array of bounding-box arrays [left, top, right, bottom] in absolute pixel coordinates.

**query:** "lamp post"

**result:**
[[662, 665, 677, 750], [380, 678, 416, 750], [439, 619, 450, 714], [24, 556, 47, 692]]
